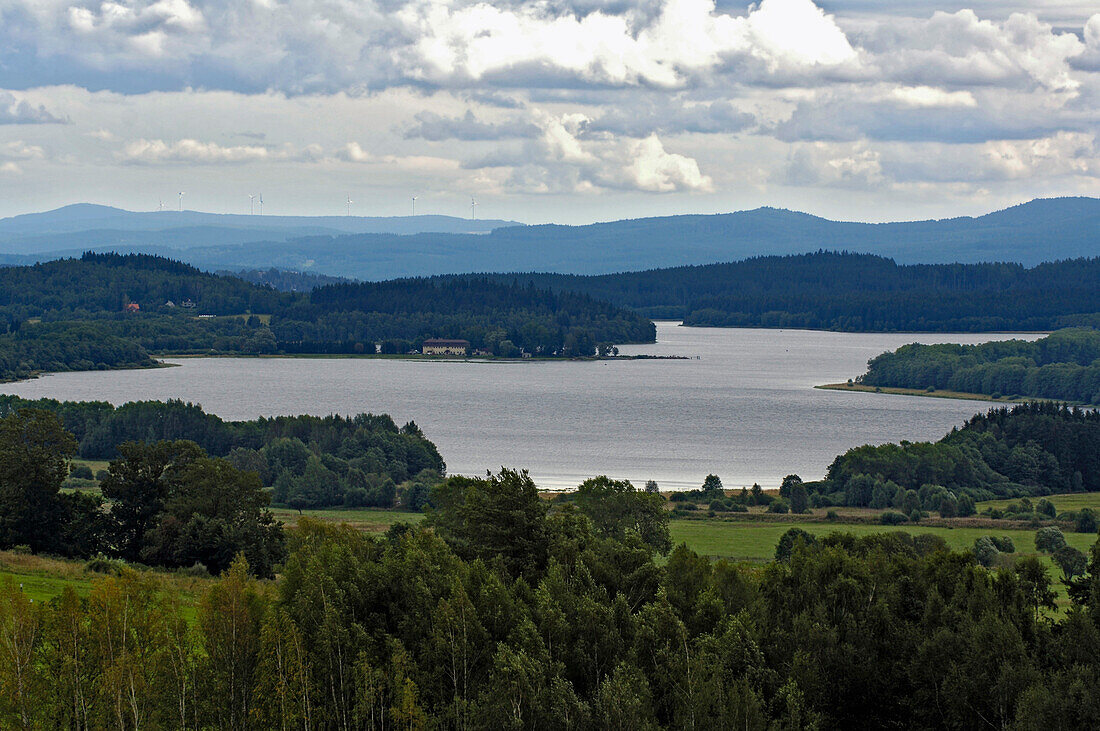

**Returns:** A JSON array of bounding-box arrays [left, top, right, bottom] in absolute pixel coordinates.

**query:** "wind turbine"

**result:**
[[249, 194, 255, 215], [411, 195, 418, 216], [346, 193, 352, 217], [177, 191, 185, 212], [258, 194, 263, 216], [158, 199, 165, 212], [470, 196, 478, 220]]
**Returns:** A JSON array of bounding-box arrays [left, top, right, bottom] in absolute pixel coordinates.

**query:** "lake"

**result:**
[[0, 323, 1038, 490]]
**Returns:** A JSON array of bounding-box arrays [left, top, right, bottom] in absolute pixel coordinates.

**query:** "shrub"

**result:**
[[729, 503, 748, 513], [990, 536, 1015, 553], [70, 464, 94, 480], [908, 509, 923, 524], [767, 499, 789, 514], [775, 528, 816, 561], [825, 509, 839, 521], [95, 469, 109, 481], [709, 500, 727, 512], [1036, 498, 1057, 518], [1077, 508, 1099, 534], [1035, 526, 1067, 553], [881, 511, 907, 525], [973, 537, 999, 567]]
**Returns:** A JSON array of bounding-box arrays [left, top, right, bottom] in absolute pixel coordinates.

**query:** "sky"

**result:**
[[0, 0, 1098, 224]]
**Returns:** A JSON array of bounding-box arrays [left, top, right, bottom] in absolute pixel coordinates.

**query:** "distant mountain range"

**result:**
[[0, 197, 1096, 277], [0, 203, 518, 254]]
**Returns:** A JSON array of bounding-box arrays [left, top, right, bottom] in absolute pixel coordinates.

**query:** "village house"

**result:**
[[422, 338, 470, 355]]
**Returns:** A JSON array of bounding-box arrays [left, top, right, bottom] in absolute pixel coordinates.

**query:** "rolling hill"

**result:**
[[0, 197, 1096, 278]]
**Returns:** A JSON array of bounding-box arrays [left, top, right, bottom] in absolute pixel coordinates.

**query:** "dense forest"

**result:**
[[0, 395, 444, 510], [857, 327, 1100, 404], [822, 403, 1100, 508], [0, 253, 654, 381], [6, 478, 1100, 728], [465, 252, 1100, 331]]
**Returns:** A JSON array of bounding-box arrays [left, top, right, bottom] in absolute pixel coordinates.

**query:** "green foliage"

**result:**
[[880, 511, 908, 525], [0, 409, 77, 553], [426, 468, 550, 579], [1077, 508, 1099, 534], [1035, 526, 1068, 554], [574, 476, 671, 554], [973, 536, 1001, 567], [774, 528, 816, 561], [0, 394, 444, 509], [0, 253, 655, 381], [824, 403, 1100, 502], [701, 474, 723, 495]]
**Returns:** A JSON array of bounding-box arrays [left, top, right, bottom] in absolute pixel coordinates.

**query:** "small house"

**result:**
[[422, 338, 470, 355], [124, 303, 140, 312]]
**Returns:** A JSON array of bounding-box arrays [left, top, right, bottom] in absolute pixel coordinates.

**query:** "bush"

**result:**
[[973, 537, 999, 567], [1036, 498, 1057, 518], [908, 509, 923, 524], [775, 528, 816, 561], [1035, 526, 1067, 553], [990, 536, 1015, 553], [86, 554, 125, 575], [767, 499, 789, 514], [95, 469, 109, 481], [881, 511, 907, 525], [70, 464, 94, 480], [729, 503, 748, 513], [709, 500, 727, 512], [825, 509, 839, 521], [1076, 508, 1098, 534]]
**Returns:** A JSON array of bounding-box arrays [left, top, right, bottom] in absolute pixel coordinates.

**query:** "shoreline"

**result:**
[[816, 382, 1035, 404]]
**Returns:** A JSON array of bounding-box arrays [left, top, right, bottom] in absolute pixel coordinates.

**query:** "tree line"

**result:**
[[0, 253, 655, 381], [5, 474, 1100, 728], [457, 252, 1100, 331], [857, 327, 1100, 404], [0, 395, 445, 511], [821, 402, 1100, 510]]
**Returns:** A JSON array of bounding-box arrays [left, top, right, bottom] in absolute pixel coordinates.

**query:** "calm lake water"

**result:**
[[0, 323, 1038, 490]]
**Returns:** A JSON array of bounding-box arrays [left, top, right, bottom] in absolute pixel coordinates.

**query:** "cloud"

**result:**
[[396, 0, 857, 88], [121, 138, 280, 164], [0, 92, 67, 124], [0, 162, 21, 175], [862, 10, 1086, 95], [622, 134, 712, 192], [403, 110, 540, 140], [783, 142, 884, 188], [464, 112, 711, 193], [2, 0, 857, 93], [889, 86, 977, 109]]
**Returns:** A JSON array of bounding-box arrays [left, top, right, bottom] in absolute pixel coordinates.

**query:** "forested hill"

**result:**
[[460, 252, 1100, 331], [855, 328, 1100, 404], [278, 277, 656, 356], [0, 252, 291, 319], [0, 254, 655, 381], [1, 196, 1096, 278]]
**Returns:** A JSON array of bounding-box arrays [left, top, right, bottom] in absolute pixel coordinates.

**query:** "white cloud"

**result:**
[[982, 132, 1097, 180], [120, 138, 275, 163], [396, 0, 856, 88], [0, 162, 22, 175], [889, 86, 977, 108], [622, 134, 713, 192]]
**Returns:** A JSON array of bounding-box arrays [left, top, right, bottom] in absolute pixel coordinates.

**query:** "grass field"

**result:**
[[979, 493, 1100, 513], [270, 506, 424, 532], [0, 551, 215, 620]]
